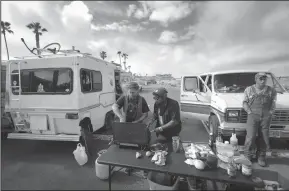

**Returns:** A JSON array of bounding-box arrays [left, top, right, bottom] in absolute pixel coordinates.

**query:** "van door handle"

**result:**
[[181, 95, 188, 97]]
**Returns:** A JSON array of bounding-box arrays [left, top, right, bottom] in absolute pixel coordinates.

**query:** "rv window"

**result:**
[[80, 69, 102, 93], [92, 71, 102, 91], [184, 77, 198, 91], [11, 68, 73, 95]]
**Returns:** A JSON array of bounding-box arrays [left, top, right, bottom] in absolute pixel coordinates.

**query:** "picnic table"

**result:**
[[97, 145, 263, 191]]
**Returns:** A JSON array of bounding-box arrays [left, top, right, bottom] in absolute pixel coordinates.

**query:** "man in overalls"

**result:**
[[243, 72, 277, 167]]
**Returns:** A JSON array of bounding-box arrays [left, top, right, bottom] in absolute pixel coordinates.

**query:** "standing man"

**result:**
[[150, 87, 182, 149], [112, 81, 150, 175], [112, 81, 150, 123], [243, 72, 277, 167]]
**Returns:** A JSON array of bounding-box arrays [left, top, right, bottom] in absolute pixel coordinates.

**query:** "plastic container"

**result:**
[[95, 149, 110, 180], [242, 164, 252, 177], [230, 129, 238, 147], [147, 176, 180, 190]]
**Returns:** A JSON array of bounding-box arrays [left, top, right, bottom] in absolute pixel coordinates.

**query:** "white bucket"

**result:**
[[95, 150, 109, 180]]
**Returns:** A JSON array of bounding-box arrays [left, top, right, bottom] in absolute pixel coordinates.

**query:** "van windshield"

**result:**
[[11, 68, 73, 95], [214, 72, 285, 93]]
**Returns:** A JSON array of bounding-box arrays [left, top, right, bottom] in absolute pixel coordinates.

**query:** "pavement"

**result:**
[[1, 84, 289, 190]]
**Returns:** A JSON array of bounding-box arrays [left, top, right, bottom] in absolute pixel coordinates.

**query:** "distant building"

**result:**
[[155, 74, 174, 80]]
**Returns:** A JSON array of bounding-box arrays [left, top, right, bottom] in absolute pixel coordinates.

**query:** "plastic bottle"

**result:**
[[230, 128, 238, 147]]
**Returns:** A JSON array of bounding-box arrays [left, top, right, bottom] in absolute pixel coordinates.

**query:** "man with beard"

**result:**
[[112, 81, 150, 174], [243, 72, 277, 167], [112, 81, 150, 123], [150, 87, 182, 150]]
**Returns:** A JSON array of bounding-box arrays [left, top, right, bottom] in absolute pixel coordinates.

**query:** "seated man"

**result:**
[[150, 87, 182, 151], [147, 87, 182, 185]]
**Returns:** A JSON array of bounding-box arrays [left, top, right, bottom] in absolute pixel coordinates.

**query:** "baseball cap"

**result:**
[[255, 72, 267, 78], [152, 87, 168, 97]]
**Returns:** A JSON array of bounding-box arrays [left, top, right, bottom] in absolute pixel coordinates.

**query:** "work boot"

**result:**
[[258, 157, 266, 167]]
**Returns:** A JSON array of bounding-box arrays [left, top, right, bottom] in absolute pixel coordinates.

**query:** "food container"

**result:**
[[242, 164, 252, 176], [227, 164, 237, 178]]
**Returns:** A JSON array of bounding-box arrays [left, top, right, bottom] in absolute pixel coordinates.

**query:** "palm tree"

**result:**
[[117, 51, 122, 69], [122, 53, 128, 71], [100, 51, 107, 60], [26, 22, 48, 55], [1, 21, 14, 60]]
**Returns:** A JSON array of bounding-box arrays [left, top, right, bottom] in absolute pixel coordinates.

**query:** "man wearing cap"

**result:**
[[243, 72, 277, 167], [150, 87, 182, 148], [112, 81, 150, 123]]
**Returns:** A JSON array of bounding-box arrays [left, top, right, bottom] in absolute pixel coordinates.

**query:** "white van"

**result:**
[[180, 70, 289, 141], [2, 51, 121, 142]]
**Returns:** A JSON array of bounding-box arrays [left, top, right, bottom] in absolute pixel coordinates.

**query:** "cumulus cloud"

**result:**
[[91, 21, 145, 33], [127, 4, 137, 17], [2, 1, 289, 78], [158, 31, 179, 44]]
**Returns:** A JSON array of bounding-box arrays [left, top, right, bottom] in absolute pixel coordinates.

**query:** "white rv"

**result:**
[[180, 70, 289, 141], [1, 51, 121, 142]]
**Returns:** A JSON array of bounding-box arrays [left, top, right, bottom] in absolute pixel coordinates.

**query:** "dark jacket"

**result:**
[[153, 97, 182, 138]]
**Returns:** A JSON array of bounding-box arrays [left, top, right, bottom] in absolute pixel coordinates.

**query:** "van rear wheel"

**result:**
[[209, 115, 220, 142]]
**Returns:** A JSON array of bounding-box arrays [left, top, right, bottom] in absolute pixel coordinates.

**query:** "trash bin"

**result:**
[[147, 172, 180, 190]]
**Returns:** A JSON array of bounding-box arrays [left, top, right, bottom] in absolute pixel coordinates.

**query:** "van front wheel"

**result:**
[[209, 115, 220, 142]]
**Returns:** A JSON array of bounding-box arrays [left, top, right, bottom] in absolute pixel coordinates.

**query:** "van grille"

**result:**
[[240, 109, 289, 124]]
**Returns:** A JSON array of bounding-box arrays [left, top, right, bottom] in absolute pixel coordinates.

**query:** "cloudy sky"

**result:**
[[1, 1, 289, 77]]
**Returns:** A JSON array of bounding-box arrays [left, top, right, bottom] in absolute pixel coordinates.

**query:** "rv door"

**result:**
[[180, 76, 210, 121]]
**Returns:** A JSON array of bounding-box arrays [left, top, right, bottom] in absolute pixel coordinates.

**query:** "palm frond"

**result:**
[[39, 32, 42, 36], [42, 28, 48, 32], [26, 23, 35, 29], [7, 29, 14, 34], [4, 22, 11, 27]]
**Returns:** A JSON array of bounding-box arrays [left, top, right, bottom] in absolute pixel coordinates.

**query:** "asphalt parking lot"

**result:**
[[1, 85, 289, 190]]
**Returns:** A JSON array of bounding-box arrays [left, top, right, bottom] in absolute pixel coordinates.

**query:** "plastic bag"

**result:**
[[73, 143, 88, 166]]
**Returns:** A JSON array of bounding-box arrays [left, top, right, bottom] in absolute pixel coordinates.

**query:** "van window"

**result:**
[[11, 68, 73, 95], [207, 75, 212, 91], [184, 77, 198, 91], [80, 69, 102, 93]]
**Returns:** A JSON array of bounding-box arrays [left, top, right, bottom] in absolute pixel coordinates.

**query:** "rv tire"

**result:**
[[1, 132, 8, 140], [105, 112, 115, 130]]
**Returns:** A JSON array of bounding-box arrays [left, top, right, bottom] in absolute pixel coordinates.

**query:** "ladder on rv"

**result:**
[[8, 61, 28, 132]]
